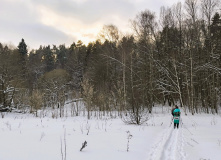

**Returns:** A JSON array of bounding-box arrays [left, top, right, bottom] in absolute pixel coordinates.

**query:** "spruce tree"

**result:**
[[18, 38, 27, 55], [17, 38, 28, 85]]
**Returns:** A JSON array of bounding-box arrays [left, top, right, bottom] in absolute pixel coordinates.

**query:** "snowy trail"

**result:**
[[148, 125, 186, 160]]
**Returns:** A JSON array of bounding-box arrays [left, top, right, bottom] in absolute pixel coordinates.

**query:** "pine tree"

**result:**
[[17, 38, 28, 85], [211, 13, 221, 55], [43, 46, 54, 72], [18, 38, 27, 55]]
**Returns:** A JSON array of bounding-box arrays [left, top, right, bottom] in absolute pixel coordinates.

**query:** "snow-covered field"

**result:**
[[0, 105, 221, 160]]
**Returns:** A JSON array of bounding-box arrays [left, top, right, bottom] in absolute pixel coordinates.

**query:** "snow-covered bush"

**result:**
[[122, 106, 149, 125]]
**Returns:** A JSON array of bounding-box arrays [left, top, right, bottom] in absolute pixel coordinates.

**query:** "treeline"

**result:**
[[0, 0, 221, 121]]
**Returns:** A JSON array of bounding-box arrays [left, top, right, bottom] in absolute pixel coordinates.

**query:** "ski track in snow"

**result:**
[[148, 125, 187, 160]]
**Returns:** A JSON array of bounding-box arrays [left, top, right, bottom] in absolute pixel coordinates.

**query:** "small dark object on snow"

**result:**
[[80, 141, 87, 151]]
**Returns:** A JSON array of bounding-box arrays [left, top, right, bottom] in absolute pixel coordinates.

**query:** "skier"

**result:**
[[172, 105, 180, 129]]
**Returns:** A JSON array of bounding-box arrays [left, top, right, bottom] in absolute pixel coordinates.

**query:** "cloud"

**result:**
[[22, 24, 75, 49], [0, 21, 75, 49], [0, 0, 185, 49], [32, 0, 136, 24], [0, 0, 76, 49]]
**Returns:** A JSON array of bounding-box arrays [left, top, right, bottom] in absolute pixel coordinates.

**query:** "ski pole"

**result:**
[[169, 116, 174, 127], [180, 117, 183, 128]]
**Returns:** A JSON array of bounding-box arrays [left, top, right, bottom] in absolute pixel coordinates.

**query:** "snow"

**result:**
[[0, 105, 221, 160]]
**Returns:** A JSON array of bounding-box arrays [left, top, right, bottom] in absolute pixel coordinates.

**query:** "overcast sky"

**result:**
[[0, 0, 184, 50]]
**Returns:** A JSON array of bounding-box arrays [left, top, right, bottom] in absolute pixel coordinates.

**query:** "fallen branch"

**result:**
[[80, 141, 87, 151]]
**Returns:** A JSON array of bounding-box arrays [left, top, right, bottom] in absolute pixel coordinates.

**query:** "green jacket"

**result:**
[[173, 108, 180, 124]]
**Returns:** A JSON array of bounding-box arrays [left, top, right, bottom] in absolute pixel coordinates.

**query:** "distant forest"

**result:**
[[0, 0, 221, 121]]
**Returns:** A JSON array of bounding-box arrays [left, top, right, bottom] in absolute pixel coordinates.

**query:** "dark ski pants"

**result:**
[[174, 123, 179, 129]]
